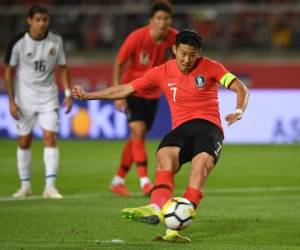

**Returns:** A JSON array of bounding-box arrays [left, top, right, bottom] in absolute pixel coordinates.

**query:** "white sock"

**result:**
[[140, 176, 150, 188], [111, 175, 125, 185], [150, 203, 161, 212], [44, 147, 59, 188], [17, 147, 31, 189]]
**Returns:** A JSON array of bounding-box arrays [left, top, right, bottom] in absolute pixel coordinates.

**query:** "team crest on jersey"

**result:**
[[195, 75, 206, 88], [49, 48, 56, 56], [139, 50, 150, 65]]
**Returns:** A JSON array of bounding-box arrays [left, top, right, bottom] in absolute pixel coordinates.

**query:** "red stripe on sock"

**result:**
[[150, 170, 174, 208], [183, 186, 204, 208]]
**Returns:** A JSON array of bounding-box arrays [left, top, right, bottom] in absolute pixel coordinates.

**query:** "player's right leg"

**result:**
[[14, 134, 33, 198], [13, 113, 35, 198]]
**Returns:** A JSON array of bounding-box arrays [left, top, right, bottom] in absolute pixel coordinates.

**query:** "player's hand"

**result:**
[[114, 99, 127, 112], [9, 101, 21, 120], [63, 96, 73, 114], [72, 85, 86, 100], [225, 112, 242, 126]]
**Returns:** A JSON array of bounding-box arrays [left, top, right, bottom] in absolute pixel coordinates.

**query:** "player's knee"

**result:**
[[193, 152, 215, 172], [131, 131, 145, 140], [130, 121, 147, 139], [18, 141, 31, 149], [18, 135, 32, 149], [130, 127, 146, 139], [43, 133, 57, 147], [156, 148, 177, 172]]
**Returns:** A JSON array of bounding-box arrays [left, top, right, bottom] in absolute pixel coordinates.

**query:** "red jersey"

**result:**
[[131, 57, 236, 131], [117, 25, 177, 99]]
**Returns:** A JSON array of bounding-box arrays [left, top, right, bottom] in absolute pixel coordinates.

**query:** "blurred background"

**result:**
[[0, 0, 299, 143], [1, 0, 300, 59]]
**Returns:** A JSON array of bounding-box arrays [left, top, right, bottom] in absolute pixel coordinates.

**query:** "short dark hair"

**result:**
[[28, 5, 48, 17], [176, 29, 202, 49], [150, 0, 172, 17]]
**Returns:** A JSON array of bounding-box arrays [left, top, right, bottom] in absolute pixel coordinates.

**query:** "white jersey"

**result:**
[[5, 30, 66, 112]]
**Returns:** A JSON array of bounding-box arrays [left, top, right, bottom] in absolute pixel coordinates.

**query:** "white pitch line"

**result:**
[[205, 186, 300, 194], [0, 186, 300, 202]]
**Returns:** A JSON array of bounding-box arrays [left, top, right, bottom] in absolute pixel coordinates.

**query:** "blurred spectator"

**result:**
[[1, 1, 300, 52], [270, 15, 293, 49]]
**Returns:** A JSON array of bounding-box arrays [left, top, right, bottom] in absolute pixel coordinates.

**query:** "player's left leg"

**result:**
[[13, 134, 33, 198], [183, 152, 215, 207], [39, 110, 62, 199], [42, 130, 62, 199], [182, 124, 223, 208]]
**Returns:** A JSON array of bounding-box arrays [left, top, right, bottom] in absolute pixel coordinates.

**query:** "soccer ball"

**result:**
[[162, 197, 195, 230]]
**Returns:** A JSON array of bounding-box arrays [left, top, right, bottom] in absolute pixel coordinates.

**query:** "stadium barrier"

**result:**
[[0, 63, 299, 143], [0, 89, 299, 143]]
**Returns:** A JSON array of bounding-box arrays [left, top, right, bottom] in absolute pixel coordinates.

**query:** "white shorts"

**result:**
[[16, 109, 59, 136]]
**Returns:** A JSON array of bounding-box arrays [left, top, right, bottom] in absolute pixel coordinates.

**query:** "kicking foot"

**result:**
[[154, 229, 191, 243], [109, 184, 132, 197], [120, 204, 163, 225], [43, 187, 63, 199], [13, 187, 32, 198]]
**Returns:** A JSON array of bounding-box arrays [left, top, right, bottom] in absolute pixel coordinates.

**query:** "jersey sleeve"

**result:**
[[116, 32, 137, 64], [130, 66, 160, 94], [4, 37, 21, 66], [56, 36, 67, 65], [6, 45, 19, 66], [210, 60, 237, 88]]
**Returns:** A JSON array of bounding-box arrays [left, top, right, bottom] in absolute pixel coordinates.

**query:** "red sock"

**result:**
[[132, 139, 148, 178], [116, 140, 133, 178], [150, 170, 174, 208], [183, 186, 204, 208]]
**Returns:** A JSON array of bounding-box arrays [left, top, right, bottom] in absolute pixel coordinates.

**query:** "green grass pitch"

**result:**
[[0, 139, 300, 249]]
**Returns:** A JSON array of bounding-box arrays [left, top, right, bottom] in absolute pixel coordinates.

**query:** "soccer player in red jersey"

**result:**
[[72, 29, 249, 242], [109, 0, 177, 197]]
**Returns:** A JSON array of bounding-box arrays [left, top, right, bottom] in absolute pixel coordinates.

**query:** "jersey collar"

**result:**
[[27, 30, 49, 41]]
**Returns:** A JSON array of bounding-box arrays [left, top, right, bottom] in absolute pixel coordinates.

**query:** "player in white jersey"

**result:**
[[4, 5, 73, 199]]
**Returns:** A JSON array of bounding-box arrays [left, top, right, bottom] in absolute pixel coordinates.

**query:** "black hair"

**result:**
[[176, 29, 202, 49], [150, 0, 172, 17], [28, 5, 48, 17]]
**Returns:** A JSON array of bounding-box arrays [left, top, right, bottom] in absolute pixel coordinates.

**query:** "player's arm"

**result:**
[[72, 83, 135, 101], [59, 65, 73, 114], [4, 65, 20, 120], [225, 78, 249, 126]]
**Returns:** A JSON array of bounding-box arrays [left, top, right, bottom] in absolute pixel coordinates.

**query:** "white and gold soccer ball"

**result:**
[[162, 197, 195, 230]]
